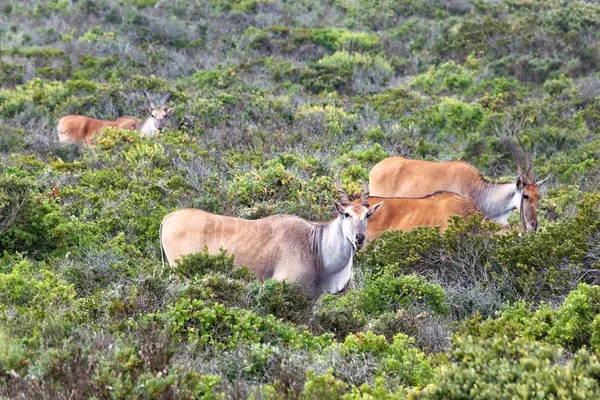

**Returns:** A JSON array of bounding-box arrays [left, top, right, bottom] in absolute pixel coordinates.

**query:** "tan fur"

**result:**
[[57, 115, 141, 145], [57, 103, 174, 146], [369, 158, 481, 198], [160, 193, 383, 296], [161, 209, 317, 281], [352, 192, 479, 239], [369, 156, 544, 231]]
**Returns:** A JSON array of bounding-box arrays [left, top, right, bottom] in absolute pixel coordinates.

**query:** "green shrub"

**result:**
[[436, 16, 511, 61], [0, 259, 76, 339], [0, 173, 71, 259], [471, 76, 523, 110], [94, 127, 143, 150], [359, 196, 600, 309], [0, 61, 24, 86], [577, 97, 600, 133], [170, 248, 237, 278], [340, 332, 435, 387], [359, 274, 447, 316], [493, 193, 600, 299], [133, 370, 222, 399], [412, 61, 476, 94], [178, 273, 248, 309], [0, 173, 35, 236], [247, 279, 314, 325], [461, 283, 600, 354], [301, 369, 348, 400], [367, 87, 423, 120], [313, 274, 446, 339], [412, 337, 600, 399], [311, 29, 381, 52], [294, 103, 357, 140], [190, 65, 239, 90], [546, 283, 600, 351], [0, 329, 27, 373], [302, 51, 393, 94], [162, 297, 334, 350], [123, 0, 159, 8]]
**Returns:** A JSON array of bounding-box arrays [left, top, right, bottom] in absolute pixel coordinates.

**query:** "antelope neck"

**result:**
[[309, 217, 355, 294], [473, 180, 520, 224], [138, 117, 157, 136], [319, 217, 354, 274]]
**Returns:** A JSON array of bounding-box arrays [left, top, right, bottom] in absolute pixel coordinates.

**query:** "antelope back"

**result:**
[[353, 192, 479, 238], [57, 115, 126, 145], [368, 157, 478, 199]]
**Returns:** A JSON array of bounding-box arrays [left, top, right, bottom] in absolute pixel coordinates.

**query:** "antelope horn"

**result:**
[[360, 178, 370, 207], [161, 92, 171, 106], [516, 135, 534, 182], [144, 91, 156, 108], [335, 172, 351, 206], [536, 176, 549, 187], [503, 137, 526, 183]]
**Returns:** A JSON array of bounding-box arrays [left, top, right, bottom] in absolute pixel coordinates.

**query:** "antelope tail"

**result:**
[[159, 220, 166, 268]]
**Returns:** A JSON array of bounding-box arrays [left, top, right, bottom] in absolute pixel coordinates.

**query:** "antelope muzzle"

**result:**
[[355, 233, 365, 249]]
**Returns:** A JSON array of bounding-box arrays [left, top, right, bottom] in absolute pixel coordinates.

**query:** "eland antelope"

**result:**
[[368, 138, 547, 231], [350, 191, 480, 240], [160, 179, 384, 296], [57, 93, 175, 145]]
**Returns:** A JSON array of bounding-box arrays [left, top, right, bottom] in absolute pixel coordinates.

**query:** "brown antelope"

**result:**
[[350, 191, 480, 240], [56, 93, 175, 145], [159, 179, 384, 296], [368, 139, 548, 231]]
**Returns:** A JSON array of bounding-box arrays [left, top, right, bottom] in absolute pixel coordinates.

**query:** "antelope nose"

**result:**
[[356, 233, 365, 242]]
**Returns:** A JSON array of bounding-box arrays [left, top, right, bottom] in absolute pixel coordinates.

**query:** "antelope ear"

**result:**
[[516, 176, 524, 190], [536, 176, 549, 187], [332, 200, 346, 216], [145, 106, 153, 116], [367, 201, 384, 218], [166, 107, 176, 116]]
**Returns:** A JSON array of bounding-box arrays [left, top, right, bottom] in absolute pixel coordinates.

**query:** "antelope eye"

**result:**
[[344, 213, 350, 218], [523, 194, 529, 200]]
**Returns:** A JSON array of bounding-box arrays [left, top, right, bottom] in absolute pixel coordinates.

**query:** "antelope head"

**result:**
[[333, 173, 383, 250], [144, 92, 176, 133], [504, 136, 548, 232]]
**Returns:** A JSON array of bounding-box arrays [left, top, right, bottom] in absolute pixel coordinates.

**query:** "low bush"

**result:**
[[461, 283, 600, 354], [313, 273, 446, 341], [336, 332, 435, 388], [162, 297, 334, 351], [172, 248, 238, 279], [412, 336, 600, 399], [0, 124, 26, 153], [302, 51, 393, 94], [247, 279, 314, 325], [412, 61, 476, 94], [0, 259, 76, 342], [0, 172, 71, 259], [358, 198, 600, 317]]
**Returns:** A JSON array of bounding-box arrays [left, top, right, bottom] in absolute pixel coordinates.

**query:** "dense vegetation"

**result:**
[[2, 0, 600, 397]]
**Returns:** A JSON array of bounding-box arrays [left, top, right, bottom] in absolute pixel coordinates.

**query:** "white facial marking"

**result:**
[[339, 205, 369, 250]]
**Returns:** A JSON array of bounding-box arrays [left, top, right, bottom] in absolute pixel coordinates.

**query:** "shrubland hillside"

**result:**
[[2, 0, 600, 398]]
